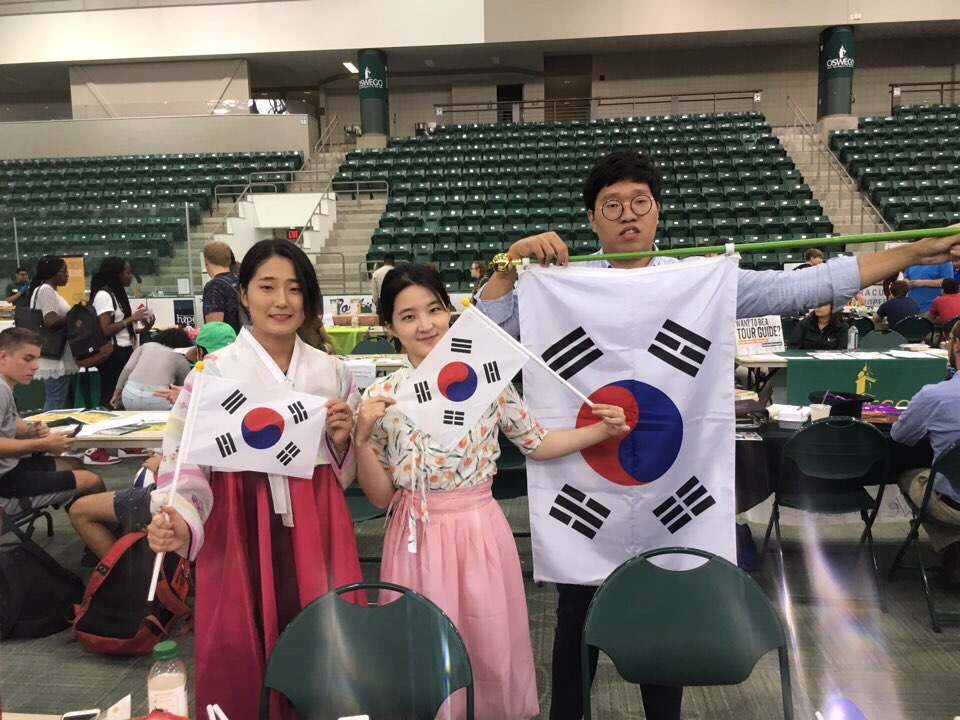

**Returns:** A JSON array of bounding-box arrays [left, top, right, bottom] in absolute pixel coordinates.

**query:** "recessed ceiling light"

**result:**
[[343, 61, 359, 74], [424, 59, 435, 68], [563, 80, 571, 84]]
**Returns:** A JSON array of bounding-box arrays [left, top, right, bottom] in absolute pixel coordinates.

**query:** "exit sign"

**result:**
[[287, 228, 300, 240]]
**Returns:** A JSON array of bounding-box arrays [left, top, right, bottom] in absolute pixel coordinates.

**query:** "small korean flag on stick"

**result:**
[[394, 305, 530, 449], [184, 374, 329, 479]]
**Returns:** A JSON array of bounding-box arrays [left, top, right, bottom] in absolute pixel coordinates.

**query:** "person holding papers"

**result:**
[[354, 264, 628, 720], [146, 239, 362, 720]]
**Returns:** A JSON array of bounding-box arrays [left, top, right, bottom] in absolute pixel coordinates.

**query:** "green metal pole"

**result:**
[[562, 226, 958, 264]]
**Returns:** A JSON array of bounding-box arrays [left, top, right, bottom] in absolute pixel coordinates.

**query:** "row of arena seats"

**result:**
[[831, 105, 960, 229], [0, 150, 304, 280]]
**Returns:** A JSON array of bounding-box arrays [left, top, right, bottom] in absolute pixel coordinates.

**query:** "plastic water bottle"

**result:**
[[147, 640, 189, 718], [350, 301, 360, 328], [847, 325, 859, 350]]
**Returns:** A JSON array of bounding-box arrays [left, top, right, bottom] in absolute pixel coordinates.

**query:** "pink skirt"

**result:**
[[381, 481, 539, 720]]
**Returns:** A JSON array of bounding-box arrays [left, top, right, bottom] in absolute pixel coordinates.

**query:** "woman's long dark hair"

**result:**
[[238, 239, 323, 337], [150, 328, 193, 349], [30, 255, 65, 292], [90, 256, 133, 320], [808, 305, 844, 329]]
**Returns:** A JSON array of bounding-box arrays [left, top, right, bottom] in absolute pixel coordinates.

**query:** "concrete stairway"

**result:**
[[776, 128, 887, 251], [314, 194, 386, 296], [149, 198, 236, 295]]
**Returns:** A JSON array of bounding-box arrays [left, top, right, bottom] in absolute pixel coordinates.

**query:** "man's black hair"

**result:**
[[582, 149, 662, 213]]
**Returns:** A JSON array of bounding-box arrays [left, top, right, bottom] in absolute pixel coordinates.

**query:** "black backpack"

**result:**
[[0, 539, 85, 639], [65, 301, 113, 367]]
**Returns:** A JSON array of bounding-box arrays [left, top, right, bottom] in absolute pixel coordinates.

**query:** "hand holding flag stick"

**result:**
[[460, 299, 594, 408], [146, 360, 206, 602], [490, 225, 960, 272]]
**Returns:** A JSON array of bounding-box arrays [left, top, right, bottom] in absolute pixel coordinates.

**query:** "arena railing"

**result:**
[[889, 81, 960, 114], [432, 90, 762, 125], [785, 96, 891, 235]]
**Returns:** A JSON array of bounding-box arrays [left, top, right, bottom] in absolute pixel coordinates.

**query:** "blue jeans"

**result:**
[[121, 381, 173, 411], [43, 375, 73, 411]]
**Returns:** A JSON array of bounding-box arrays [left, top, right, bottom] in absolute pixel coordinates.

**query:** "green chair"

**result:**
[[859, 330, 908, 350], [761, 417, 891, 612], [888, 439, 960, 632], [892, 315, 935, 344], [582, 548, 793, 720], [351, 337, 395, 355], [259, 582, 474, 720]]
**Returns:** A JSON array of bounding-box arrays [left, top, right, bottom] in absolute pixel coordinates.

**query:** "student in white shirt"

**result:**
[[89, 257, 153, 409]]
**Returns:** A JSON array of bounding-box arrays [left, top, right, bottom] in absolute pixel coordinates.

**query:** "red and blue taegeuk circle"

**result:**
[[437, 361, 478, 402], [240, 407, 285, 449], [576, 379, 683, 486]]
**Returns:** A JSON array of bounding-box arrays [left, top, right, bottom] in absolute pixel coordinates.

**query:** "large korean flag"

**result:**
[[518, 257, 738, 584], [185, 374, 329, 479]]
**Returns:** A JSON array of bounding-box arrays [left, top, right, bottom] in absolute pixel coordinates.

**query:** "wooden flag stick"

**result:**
[[147, 360, 206, 602], [461, 301, 595, 408], [491, 225, 960, 271]]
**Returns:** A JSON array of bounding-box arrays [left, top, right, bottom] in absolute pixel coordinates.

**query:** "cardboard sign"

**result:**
[[860, 284, 886, 310], [735, 315, 786, 355]]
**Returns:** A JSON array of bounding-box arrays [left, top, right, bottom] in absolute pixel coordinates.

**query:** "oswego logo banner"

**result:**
[[826, 44, 855, 70], [358, 65, 386, 90]]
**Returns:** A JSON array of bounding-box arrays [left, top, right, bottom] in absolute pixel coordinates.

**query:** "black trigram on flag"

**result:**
[[542, 326, 603, 380], [442, 410, 465, 426], [483, 361, 500, 384], [653, 476, 716, 534], [276, 441, 301, 466], [288, 401, 307, 424], [215, 432, 237, 458], [221, 390, 247, 414], [549, 484, 611, 539], [450, 337, 472, 354], [647, 319, 711, 378], [414, 380, 432, 404]]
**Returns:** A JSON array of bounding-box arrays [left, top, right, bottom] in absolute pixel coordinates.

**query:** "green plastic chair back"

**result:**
[[847, 316, 875, 337], [582, 548, 792, 719], [351, 337, 396, 355], [260, 582, 474, 720], [859, 329, 908, 349], [892, 315, 934, 343]]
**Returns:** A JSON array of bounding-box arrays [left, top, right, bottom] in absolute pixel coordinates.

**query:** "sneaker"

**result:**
[[84, 448, 122, 466], [117, 448, 149, 458]]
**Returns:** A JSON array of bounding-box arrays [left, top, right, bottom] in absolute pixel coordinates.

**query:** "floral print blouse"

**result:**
[[363, 366, 548, 492]]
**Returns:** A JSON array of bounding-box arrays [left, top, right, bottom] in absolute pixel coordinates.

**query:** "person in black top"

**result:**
[[201, 240, 242, 333], [789, 303, 850, 350], [875, 279, 921, 330]]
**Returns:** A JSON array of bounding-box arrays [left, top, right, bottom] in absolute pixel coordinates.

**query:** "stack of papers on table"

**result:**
[[77, 412, 168, 437]]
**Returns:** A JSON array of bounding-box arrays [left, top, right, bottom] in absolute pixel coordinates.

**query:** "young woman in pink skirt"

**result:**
[[354, 264, 628, 719]]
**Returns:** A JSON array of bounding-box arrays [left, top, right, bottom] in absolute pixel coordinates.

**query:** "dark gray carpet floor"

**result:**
[[3, 459, 960, 718]]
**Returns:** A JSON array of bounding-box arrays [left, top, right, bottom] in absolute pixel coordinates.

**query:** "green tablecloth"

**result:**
[[325, 326, 368, 355], [781, 350, 947, 405]]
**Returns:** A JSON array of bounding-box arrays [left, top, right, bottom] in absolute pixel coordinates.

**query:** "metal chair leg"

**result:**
[[760, 503, 777, 566], [914, 532, 941, 633], [888, 516, 923, 582], [42, 510, 54, 537], [773, 511, 790, 608], [862, 524, 887, 613]]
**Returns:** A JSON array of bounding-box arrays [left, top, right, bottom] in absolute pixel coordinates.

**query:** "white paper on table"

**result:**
[[925, 348, 948, 358], [845, 352, 890, 360], [77, 412, 168, 436], [743, 352, 785, 362], [810, 352, 849, 360]]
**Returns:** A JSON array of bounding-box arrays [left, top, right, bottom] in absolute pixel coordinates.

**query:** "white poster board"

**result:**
[[860, 284, 886, 310], [735, 315, 786, 355]]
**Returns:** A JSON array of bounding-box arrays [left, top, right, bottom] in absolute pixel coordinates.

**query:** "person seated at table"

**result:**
[[110, 328, 193, 411], [926, 277, 960, 327], [0, 328, 105, 521], [874, 279, 920, 329], [792, 247, 823, 271], [891, 322, 960, 587], [152, 321, 238, 407], [789, 303, 849, 350], [69, 453, 161, 561]]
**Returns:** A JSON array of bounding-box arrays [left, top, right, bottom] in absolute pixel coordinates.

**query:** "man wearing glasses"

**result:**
[[477, 149, 960, 720]]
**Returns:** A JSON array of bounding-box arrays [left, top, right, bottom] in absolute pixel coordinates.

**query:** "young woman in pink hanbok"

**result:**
[[147, 239, 362, 720], [354, 264, 628, 720]]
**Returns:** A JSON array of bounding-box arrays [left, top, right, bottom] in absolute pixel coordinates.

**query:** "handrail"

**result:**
[[313, 115, 341, 157], [889, 81, 960, 113], [311, 251, 347, 294], [433, 89, 762, 125], [785, 96, 891, 235]]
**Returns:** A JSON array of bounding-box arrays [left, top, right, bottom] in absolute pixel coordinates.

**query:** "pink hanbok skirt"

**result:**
[[381, 481, 539, 720]]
